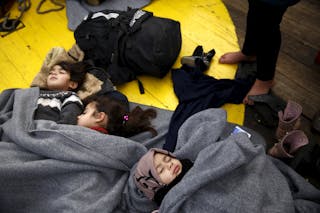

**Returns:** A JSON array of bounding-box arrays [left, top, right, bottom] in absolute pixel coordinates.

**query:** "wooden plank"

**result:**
[[284, 0, 320, 30], [281, 32, 320, 72], [273, 75, 320, 119], [222, 0, 320, 120], [281, 17, 320, 51], [274, 52, 320, 119]]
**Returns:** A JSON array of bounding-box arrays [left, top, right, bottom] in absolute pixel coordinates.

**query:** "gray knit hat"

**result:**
[[133, 148, 176, 200]]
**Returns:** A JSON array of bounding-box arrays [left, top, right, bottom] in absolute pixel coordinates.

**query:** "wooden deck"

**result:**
[[223, 0, 320, 120], [222, 0, 320, 189], [0, 0, 246, 125]]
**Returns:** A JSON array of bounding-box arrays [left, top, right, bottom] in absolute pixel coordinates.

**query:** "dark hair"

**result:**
[[83, 94, 158, 137], [52, 61, 88, 91]]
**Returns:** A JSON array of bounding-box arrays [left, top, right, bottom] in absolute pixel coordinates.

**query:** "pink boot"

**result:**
[[268, 130, 309, 158], [276, 100, 302, 140]]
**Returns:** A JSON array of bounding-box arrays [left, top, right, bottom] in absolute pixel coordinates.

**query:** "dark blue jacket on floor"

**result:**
[[163, 65, 253, 151]]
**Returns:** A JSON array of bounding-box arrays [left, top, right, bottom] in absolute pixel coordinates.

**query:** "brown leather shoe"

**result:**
[[276, 100, 302, 141]]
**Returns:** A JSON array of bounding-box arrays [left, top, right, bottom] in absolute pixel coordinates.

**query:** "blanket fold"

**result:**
[[0, 88, 147, 212], [157, 110, 320, 213], [0, 88, 319, 213]]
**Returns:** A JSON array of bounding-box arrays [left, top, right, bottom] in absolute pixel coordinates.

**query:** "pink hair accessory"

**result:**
[[123, 115, 129, 125]]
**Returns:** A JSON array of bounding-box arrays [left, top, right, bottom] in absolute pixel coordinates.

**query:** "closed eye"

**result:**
[[163, 155, 171, 163], [156, 165, 164, 174]]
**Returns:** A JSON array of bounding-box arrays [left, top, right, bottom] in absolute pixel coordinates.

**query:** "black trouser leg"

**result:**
[[242, 0, 287, 81]]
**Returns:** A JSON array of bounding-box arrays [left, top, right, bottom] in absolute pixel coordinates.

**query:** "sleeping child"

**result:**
[[34, 61, 88, 124], [77, 94, 158, 137], [133, 148, 193, 208], [132, 146, 320, 213]]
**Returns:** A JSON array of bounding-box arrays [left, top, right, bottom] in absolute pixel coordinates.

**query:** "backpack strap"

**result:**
[[137, 78, 145, 94], [128, 9, 152, 33], [109, 9, 152, 94]]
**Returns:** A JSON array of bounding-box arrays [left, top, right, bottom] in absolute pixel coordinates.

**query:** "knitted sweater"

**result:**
[[34, 90, 83, 125]]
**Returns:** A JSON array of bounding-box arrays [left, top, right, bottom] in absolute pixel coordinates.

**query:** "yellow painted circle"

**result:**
[[0, 0, 244, 124]]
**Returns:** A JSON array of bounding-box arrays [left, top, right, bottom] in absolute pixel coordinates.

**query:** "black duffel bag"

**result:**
[[74, 8, 182, 90]]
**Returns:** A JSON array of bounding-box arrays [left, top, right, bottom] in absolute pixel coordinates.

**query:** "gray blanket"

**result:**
[[0, 88, 319, 213]]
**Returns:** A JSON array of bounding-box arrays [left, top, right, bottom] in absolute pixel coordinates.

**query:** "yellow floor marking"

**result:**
[[0, 0, 244, 124]]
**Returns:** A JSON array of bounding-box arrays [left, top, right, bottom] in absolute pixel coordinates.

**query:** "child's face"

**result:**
[[77, 102, 99, 128], [47, 65, 76, 91], [153, 152, 182, 185]]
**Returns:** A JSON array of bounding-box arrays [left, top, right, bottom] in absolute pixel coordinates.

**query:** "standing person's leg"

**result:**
[[243, 1, 287, 103], [241, 0, 259, 58], [219, 0, 257, 64]]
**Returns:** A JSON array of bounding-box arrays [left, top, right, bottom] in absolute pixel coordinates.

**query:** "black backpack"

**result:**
[[74, 8, 182, 92]]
